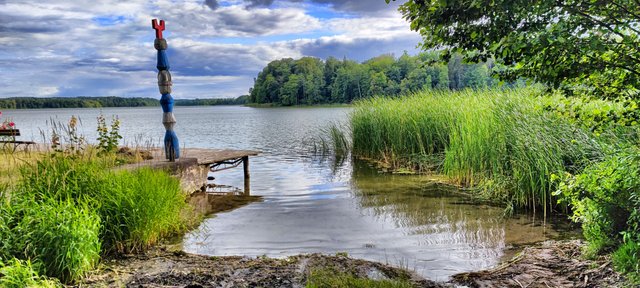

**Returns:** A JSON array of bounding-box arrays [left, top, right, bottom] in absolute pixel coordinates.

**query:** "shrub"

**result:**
[[96, 114, 122, 155], [555, 149, 640, 255], [612, 239, 640, 281]]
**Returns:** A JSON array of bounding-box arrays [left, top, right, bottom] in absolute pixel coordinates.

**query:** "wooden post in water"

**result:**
[[242, 156, 250, 195]]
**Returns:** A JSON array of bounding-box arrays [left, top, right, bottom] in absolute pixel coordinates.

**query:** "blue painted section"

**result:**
[[164, 130, 181, 159], [160, 93, 174, 113], [154, 27, 179, 160], [157, 50, 170, 70]]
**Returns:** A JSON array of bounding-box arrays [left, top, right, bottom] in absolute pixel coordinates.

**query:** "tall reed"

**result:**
[[16, 156, 190, 254], [351, 88, 601, 212]]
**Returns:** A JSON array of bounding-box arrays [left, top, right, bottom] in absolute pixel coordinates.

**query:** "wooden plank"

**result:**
[[0, 129, 20, 136], [143, 148, 260, 166], [0, 141, 35, 144], [178, 148, 260, 165]]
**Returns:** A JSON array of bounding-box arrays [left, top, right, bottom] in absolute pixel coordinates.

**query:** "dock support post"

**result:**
[[242, 156, 250, 195]]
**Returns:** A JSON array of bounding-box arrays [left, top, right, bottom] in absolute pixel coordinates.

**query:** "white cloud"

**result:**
[[0, 0, 421, 98]]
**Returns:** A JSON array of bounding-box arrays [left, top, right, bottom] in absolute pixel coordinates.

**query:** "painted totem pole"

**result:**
[[152, 19, 180, 161]]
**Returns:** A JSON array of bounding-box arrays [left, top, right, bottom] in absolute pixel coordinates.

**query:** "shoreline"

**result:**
[[78, 191, 623, 287], [2, 148, 627, 287], [81, 239, 623, 287]]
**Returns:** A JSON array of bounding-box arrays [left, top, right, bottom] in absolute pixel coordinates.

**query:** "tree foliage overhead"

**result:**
[[249, 53, 502, 105], [391, 0, 640, 97]]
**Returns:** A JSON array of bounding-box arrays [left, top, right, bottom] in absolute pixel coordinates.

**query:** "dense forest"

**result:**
[[0, 96, 248, 109], [249, 52, 513, 105]]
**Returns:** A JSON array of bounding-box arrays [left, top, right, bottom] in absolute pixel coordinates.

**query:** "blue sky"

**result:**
[[0, 0, 420, 99]]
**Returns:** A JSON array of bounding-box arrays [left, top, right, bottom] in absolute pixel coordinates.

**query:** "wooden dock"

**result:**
[[121, 148, 260, 194]]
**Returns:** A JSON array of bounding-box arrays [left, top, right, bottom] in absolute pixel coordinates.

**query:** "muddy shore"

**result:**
[[81, 239, 622, 288], [77, 189, 624, 288]]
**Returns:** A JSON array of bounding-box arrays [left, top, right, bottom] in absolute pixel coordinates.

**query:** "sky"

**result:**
[[0, 0, 421, 99]]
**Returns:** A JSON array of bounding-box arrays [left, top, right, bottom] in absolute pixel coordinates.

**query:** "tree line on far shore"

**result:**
[[249, 52, 518, 105], [0, 96, 248, 109]]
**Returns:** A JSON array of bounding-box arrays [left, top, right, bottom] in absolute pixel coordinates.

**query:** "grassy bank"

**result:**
[[351, 88, 601, 213], [0, 112, 253, 285], [349, 87, 640, 281], [0, 149, 196, 284]]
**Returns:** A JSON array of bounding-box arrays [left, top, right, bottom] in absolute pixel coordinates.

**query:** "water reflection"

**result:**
[[5, 106, 577, 281], [350, 160, 571, 276], [184, 154, 576, 281]]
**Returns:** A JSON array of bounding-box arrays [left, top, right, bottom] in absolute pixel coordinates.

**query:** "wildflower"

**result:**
[[8, 122, 14, 127], [69, 116, 78, 128]]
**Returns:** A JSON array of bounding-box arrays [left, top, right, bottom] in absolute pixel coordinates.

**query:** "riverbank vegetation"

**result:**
[[306, 269, 413, 288], [347, 87, 639, 281], [0, 95, 248, 109], [0, 118, 196, 285], [351, 88, 603, 213], [367, 0, 640, 282]]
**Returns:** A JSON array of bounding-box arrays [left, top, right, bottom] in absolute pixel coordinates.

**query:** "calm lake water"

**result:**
[[5, 106, 577, 281]]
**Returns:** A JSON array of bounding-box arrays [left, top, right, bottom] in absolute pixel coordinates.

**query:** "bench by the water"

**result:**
[[122, 148, 260, 195], [0, 129, 36, 151]]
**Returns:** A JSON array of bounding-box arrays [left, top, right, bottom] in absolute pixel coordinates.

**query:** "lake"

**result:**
[[5, 106, 577, 281]]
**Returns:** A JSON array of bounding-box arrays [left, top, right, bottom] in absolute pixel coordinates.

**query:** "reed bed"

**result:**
[[351, 89, 602, 212]]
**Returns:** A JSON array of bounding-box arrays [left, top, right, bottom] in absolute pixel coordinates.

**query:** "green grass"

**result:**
[[613, 240, 640, 283], [0, 259, 60, 288], [0, 154, 192, 283], [16, 155, 191, 254], [99, 168, 190, 253], [305, 269, 414, 288], [11, 199, 101, 283], [351, 88, 602, 212]]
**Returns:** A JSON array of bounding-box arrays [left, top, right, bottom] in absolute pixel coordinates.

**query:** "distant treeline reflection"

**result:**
[[0, 96, 248, 109]]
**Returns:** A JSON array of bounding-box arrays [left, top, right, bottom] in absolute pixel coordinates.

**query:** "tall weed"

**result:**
[[0, 258, 60, 288], [351, 88, 601, 211], [6, 154, 190, 284], [10, 198, 100, 283], [100, 168, 188, 253]]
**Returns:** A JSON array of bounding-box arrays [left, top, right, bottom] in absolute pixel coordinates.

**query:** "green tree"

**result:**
[[392, 0, 640, 97], [323, 57, 342, 99], [295, 57, 325, 104], [281, 74, 301, 106], [369, 72, 389, 96], [463, 64, 489, 89], [401, 68, 431, 94]]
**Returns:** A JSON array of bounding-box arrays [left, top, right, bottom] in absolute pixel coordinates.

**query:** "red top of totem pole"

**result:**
[[152, 19, 165, 39]]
